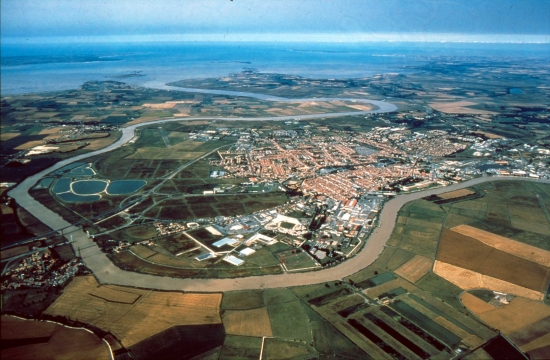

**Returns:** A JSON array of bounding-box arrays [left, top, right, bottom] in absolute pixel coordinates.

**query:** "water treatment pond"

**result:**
[[106, 180, 146, 195], [53, 178, 72, 193], [69, 164, 95, 176], [72, 180, 108, 194]]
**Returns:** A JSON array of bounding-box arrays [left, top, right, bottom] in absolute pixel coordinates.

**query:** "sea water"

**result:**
[[2, 41, 548, 95]]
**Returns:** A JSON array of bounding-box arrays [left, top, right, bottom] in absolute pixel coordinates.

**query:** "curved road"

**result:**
[[7, 91, 548, 291]]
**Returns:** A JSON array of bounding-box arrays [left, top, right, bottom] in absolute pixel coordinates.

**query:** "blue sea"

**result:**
[[1, 41, 549, 95]]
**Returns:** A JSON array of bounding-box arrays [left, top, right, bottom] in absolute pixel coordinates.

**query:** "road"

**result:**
[[7, 91, 548, 291]]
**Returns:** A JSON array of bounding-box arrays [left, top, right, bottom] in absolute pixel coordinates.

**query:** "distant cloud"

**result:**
[[2, 0, 549, 42]]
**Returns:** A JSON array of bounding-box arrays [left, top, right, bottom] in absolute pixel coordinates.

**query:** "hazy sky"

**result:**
[[2, 0, 549, 43]]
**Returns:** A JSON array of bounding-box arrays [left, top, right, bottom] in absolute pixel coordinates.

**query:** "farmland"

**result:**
[[2, 47, 550, 359], [394, 255, 433, 283], [222, 308, 273, 337], [461, 293, 550, 359], [436, 228, 550, 295], [1, 315, 110, 360], [9, 177, 550, 359], [312, 180, 549, 358], [25, 119, 290, 236], [217, 287, 368, 358], [43, 276, 222, 347], [144, 192, 288, 221]]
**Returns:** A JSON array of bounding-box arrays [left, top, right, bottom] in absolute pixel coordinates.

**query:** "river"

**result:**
[[7, 91, 548, 291]]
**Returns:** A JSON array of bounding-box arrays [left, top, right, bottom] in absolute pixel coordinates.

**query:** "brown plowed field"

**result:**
[[222, 307, 273, 337], [44, 276, 222, 347], [451, 225, 550, 267], [1, 316, 110, 360], [1, 316, 56, 339], [437, 229, 550, 292], [433, 261, 544, 301], [394, 255, 433, 283]]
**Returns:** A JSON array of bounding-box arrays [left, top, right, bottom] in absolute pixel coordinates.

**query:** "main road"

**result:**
[[8, 89, 548, 292]]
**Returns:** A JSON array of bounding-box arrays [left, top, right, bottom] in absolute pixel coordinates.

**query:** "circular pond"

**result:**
[[71, 180, 108, 195], [106, 180, 146, 195]]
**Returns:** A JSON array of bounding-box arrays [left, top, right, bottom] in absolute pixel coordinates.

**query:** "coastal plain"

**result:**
[[2, 55, 550, 359]]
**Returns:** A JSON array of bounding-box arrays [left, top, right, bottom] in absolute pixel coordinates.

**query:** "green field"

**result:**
[[219, 335, 262, 360], [147, 193, 288, 221], [222, 290, 265, 310]]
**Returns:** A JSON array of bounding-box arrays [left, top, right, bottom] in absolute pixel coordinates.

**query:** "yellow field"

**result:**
[[472, 297, 550, 335], [428, 101, 498, 115], [143, 103, 176, 109], [473, 131, 503, 139], [460, 292, 495, 314], [44, 276, 222, 347], [438, 188, 475, 200], [433, 261, 544, 301], [451, 225, 550, 267], [222, 307, 273, 337], [0, 132, 20, 141], [83, 136, 119, 151], [520, 333, 550, 353], [394, 255, 433, 283], [364, 278, 417, 299], [15, 140, 45, 150], [39, 127, 64, 135], [89, 286, 141, 304], [461, 335, 486, 349], [347, 104, 373, 111]]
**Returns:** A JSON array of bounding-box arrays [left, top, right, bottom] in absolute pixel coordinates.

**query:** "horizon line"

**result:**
[[2, 32, 549, 45]]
